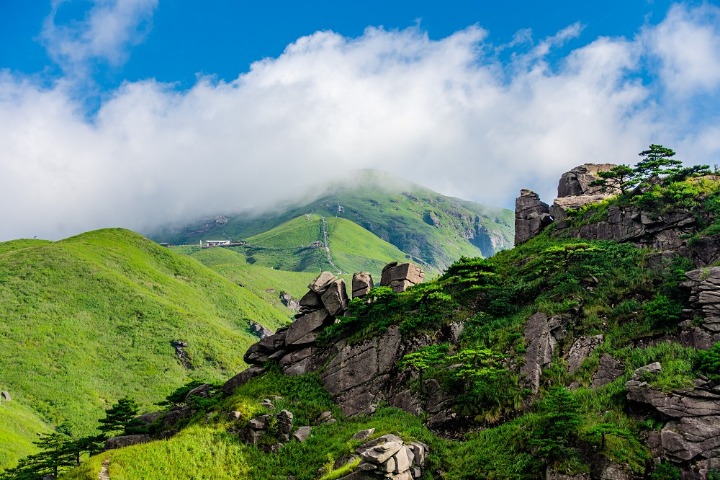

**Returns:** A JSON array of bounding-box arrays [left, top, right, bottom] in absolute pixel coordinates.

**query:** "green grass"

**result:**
[[63, 370, 445, 480], [0, 400, 52, 471], [150, 170, 514, 271], [0, 228, 291, 468], [207, 214, 416, 279]]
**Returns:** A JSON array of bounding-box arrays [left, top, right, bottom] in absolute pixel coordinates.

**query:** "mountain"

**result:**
[[51, 168, 720, 480], [149, 170, 514, 271], [0, 229, 298, 469]]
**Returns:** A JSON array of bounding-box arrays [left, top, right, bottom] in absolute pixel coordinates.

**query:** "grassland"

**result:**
[[0, 400, 51, 470], [151, 171, 514, 271], [0, 228, 291, 469]]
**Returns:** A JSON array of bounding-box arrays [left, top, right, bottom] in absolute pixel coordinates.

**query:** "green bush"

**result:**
[[697, 342, 720, 382]]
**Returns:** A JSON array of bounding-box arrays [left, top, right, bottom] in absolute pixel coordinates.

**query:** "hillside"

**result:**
[[0, 229, 291, 469], [52, 166, 720, 480], [150, 171, 514, 271]]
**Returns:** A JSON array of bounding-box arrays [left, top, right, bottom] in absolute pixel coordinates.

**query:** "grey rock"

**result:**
[[557, 164, 618, 198], [280, 292, 300, 312], [592, 354, 625, 388], [317, 411, 334, 424], [566, 335, 604, 374], [321, 326, 402, 416], [185, 383, 211, 401], [661, 415, 720, 462], [515, 189, 552, 245], [163, 405, 193, 428], [309, 272, 339, 294], [293, 426, 312, 442], [320, 279, 349, 316], [222, 366, 265, 395], [105, 434, 151, 450], [380, 262, 424, 292], [522, 312, 556, 393], [299, 290, 323, 311], [359, 440, 403, 464], [249, 321, 273, 339], [1, 391, 10, 401], [393, 446, 411, 472], [285, 309, 332, 346], [279, 347, 316, 376], [599, 462, 631, 480], [352, 428, 376, 441], [248, 414, 271, 430], [681, 267, 720, 349], [352, 272, 374, 298]]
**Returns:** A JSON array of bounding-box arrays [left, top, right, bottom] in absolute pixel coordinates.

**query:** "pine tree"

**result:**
[[98, 396, 140, 437]]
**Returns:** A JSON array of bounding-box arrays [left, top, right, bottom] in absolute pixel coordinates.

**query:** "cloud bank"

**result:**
[[1, 2, 719, 240]]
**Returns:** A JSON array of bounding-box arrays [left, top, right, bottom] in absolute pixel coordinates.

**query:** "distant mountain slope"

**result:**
[[0, 229, 289, 459], [150, 171, 514, 271]]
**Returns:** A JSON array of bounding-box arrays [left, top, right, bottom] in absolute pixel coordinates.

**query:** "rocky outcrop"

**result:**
[[591, 354, 625, 388], [352, 272, 374, 298], [322, 326, 403, 416], [556, 164, 617, 198], [338, 434, 428, 480], [515, 190, 552, 245], [280, 292, 300, 312], [250, 321, 273, 339], [240, 409, 296, 446], [522, 313, 569, 393], [550, 164, 617, 224], [380, 263, 424, 293], [566, 335, 604, 374], [626, 363, 720, 472], [223, 366, 265, 395], [681, 267, 720, 349]]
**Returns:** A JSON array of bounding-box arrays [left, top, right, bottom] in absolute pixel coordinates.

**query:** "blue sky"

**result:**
[[1, 0, 719, 240]]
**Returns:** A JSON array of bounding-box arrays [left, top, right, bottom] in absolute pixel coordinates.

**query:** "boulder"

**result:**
[[1, 391, 10, 401], [352, 272, 374, 298], [309, 272, 339, 294], [185, 383, 211, 401], [557, 164, 618, 198], [515, 189, 552, 245], [285, 309, 332, 346], [222, 366, 265, 395], [293, 426, 312, 442], [249, 321, 273, 339], [279, 347, 316, 376], [320, 279, 349, 316], [566, 335, 604, 374], [105, 434, 151, 450], [299, 291, 323, 311], [380, 262, 424, 293]]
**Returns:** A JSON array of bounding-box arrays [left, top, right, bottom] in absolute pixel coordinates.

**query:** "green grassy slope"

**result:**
[[0, 400, 51, 471], [180, 246, 320, 315], [197, 214, 415, 278], [150, 171, 514, 271], [0, 229, 290, 459]]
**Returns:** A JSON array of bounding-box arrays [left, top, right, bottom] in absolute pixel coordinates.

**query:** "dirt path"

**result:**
[[321, 217, 343, 274], [99, 458, 110, 480]]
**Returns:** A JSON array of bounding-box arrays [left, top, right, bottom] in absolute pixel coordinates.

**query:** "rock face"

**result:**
[[514, 166, 720, 266], [380, 263, 424, 293], [522, 313, 569, 393], [680, 267, 720, 349], [566, 335, 604, 374], [515, 190, 552, 245], [592, 354, 625, 388], [556, 164, 618, 198], [626, 363, 720, 472], [321, 326, 403, 416]]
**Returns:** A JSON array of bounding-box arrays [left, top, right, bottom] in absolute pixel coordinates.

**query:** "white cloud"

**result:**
[[41, 0, 158, 76], [1, 4, 720, 241], [645, 3, 720, 96]]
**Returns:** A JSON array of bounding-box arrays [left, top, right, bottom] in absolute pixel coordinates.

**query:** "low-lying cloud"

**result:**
[[1, 2, 719, 240]]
